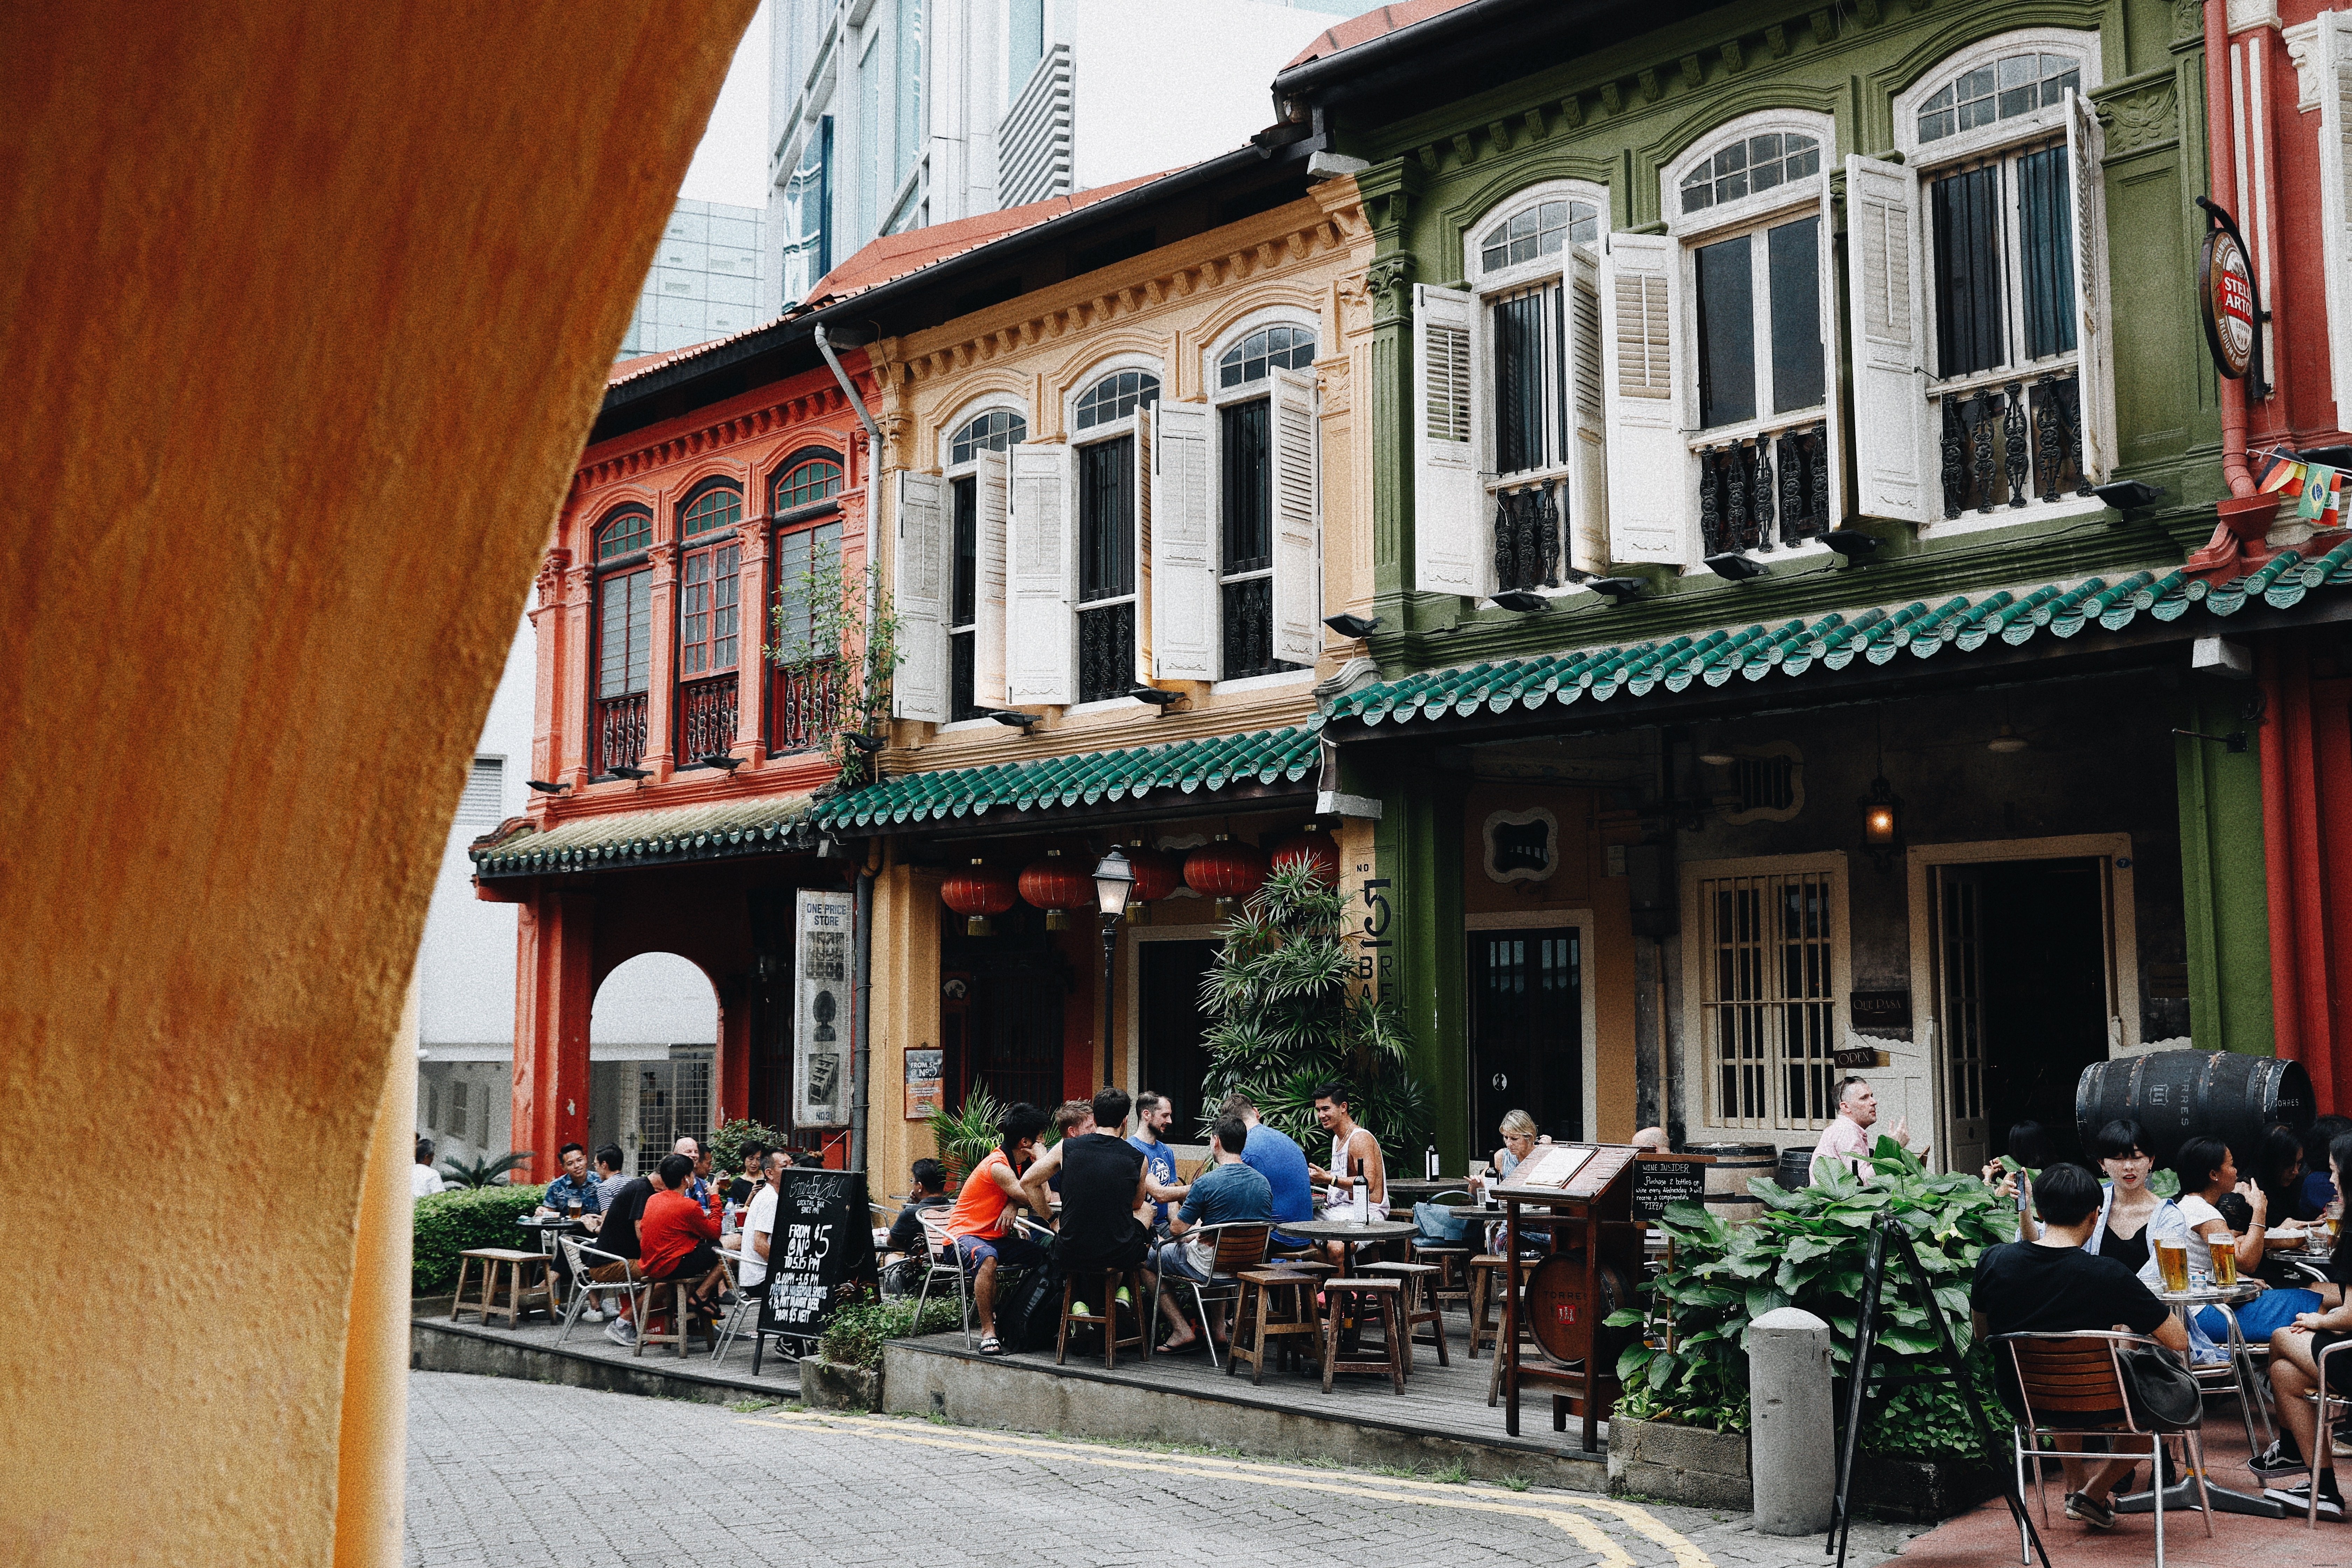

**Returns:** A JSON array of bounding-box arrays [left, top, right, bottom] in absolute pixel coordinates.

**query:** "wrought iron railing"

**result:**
[[1696, 421, 1831, 557], [1491, 480, 1565, 593], [1078, 601, 1134, 703], [1935, 368, 2092, 517], [675, 672, 737, 762], [595, 691, 647, 775], [1221, 577, 1276, 679], [770, 659, 839, 754]]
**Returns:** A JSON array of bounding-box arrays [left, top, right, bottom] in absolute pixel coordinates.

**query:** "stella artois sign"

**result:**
[[2195, 196, 2268, 397]]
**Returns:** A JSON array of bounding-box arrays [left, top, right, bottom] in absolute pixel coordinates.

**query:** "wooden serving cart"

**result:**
[[1491, 1142, 1643, 1451]]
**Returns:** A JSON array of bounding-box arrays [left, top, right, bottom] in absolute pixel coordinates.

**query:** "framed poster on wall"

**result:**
[[903, 1049, 943, 1120], [794, 888, 854, 1128]]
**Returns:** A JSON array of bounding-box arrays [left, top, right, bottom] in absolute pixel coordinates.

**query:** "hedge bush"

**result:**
[[817, 1296, 966, 1370], [413, 1183, 548, 1295]]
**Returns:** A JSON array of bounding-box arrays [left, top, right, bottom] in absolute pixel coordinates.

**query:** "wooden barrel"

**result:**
[[1775, 1146, 1818, 1192], [1690, 1142, 1777, 1225], [2076, 1050, 2315, 1169], [1523, 1253, 1635, 1368]]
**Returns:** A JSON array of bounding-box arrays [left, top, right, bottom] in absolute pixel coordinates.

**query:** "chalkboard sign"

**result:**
[[1631, 1155, 1708, 1222], [757, 1167, 878, 1346]]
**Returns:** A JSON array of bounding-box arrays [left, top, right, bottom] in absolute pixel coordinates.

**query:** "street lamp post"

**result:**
[[1091, 848, 1135, 1087]]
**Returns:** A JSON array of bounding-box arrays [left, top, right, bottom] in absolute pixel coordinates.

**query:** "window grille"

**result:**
[[774, 456, 843, 512], [1696, 869, 1838, 1130], [948, 475, 982, 720], [949, 410, 1026, 465], [1217, 326, 1316, 388], [1732, 754, 1795, 814], [455, 758, 505, 831], [1917, 52, 2080, 142], [632, 1049, 713, 1175], [596, 510, 651, 560], [1074, 371, 1158, 431], [1680, 133, 1821, 214]]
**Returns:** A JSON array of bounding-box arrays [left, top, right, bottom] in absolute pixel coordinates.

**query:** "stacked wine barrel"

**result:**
[[2074, 1049, 2314, 1168]]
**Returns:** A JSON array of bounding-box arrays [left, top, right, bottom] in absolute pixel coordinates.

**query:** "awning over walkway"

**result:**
[[470, 792, 818, 879], [1321, 549, 2352, 735], [810, 724, 1321, 835]]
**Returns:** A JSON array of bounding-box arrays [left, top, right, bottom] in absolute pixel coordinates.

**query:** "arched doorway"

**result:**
[[589, 952, 718, 1174]]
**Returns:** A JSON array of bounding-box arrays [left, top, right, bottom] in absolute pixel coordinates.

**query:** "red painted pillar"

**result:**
[[511, 886, 594, 1174], [2260, 640, 2352, 1112], [716, 975, 750, 1130]]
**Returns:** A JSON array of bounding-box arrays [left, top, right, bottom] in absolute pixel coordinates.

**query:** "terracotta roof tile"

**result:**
[[1283, 0, 1482, 70]]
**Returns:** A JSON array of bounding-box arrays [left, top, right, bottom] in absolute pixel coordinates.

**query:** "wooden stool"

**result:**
[[1057, 1266, 1150, 1369], [1363, 1260, 1450, 1367], [1228, 1269, 1323, 1384], [1412, 1242, 1472, 1312], [451, 1248, 551, 1329], [634, 1281, 696, 1358], [1322, 1278, 1406, 1393], [1466, 1254, 1510, 1358]]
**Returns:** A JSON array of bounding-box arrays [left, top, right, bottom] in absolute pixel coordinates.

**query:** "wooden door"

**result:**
[[1469, 927, 1584, 1147], [1935, 865, 1989, 1177]]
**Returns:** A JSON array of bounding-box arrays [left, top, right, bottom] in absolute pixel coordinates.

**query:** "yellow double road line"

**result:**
[[738, 1409, 1714, 1567]]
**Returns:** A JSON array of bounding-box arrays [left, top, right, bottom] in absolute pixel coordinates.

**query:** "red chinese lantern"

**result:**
[[1121, 843, 1185, 925], [1017, 848, 1094, 931], [941, 857, 1016, 936], [1183, 834, 1269, 918], [1268, 823, 1340, 887]]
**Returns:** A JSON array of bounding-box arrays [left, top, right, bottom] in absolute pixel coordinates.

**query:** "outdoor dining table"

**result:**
[[1279, 1217, 1421, 1267], [1384, 1178, 1472, 1205], [2112, 1280, 2283, 1520]]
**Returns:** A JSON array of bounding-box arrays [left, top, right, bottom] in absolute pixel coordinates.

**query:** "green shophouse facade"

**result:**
[[1279, 0, 2294, 1172]]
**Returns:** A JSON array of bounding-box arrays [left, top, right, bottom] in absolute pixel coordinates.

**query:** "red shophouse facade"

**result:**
[[478, 341, 875, 1169]]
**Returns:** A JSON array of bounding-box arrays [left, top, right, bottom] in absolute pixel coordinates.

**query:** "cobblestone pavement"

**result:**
[[406, 1371, 1922, 1568]]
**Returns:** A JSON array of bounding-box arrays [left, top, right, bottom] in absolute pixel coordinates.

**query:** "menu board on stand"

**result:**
[[1488, 1142, 1641, 1454], [752, 1165, 878, 1374]]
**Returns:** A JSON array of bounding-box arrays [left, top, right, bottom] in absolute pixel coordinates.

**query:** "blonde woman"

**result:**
[[1493, 1110, 1541, 1179]]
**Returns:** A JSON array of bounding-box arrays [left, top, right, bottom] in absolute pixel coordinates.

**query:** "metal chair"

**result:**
[[1994, 1330, 2211, 1568], [554, 1237, 642, 1347], [911, 1206, 975, 1346], [2291, 1335, 2352, 1527], [1149, 1222, 1270, 1370], [712, 1251, 763, 1362]]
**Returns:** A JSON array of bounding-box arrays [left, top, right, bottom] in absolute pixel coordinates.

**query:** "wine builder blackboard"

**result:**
[[1631, 1157, 1706, 1221]]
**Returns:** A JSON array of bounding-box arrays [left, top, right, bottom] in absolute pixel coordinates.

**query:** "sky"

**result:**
[[678, 1, 773, 211]]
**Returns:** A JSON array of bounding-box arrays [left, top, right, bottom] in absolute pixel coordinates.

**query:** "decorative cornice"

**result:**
[[1365, 254, 1418, 327], [571, 384, 861, 497]]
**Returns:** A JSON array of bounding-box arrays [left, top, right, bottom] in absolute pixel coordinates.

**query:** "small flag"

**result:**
[[2298, 464, 2342, 523], [2258, 454, 2306, 494]]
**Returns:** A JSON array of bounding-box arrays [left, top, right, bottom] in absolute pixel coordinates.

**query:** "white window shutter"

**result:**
[[1149, 401, 1216, 680], [1006, 441, 1075, 705], [1269, 366, 1322, 666], [1844, 155, 1928, 524], [2067, 89, 2117, 484], [1562, 247, 1610, 573], [891, 470, 949, 722], [1600, 233, 1691, 563], [1814, 173, 1848, 530], [1413, 284, 1487, 595], [1130, 412, 1153, 689], [973, 449, 1010, 709], [2319, 14, 2352, 421]]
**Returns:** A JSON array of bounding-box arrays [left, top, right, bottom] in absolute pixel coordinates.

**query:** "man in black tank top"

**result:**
[[1020, 1086, 1153, 1276]]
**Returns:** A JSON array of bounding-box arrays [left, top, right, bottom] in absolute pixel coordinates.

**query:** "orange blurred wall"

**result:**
[[0, 4, 754, 1563]]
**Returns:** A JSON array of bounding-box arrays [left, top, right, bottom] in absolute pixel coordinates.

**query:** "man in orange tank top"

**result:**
[[945, 1101, 1051, 1354]]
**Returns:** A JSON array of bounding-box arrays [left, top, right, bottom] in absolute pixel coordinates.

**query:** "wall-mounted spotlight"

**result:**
[[988, 710, 1041, 729], [608, 765, 652, 781], [1703, 553, 1769, 581], [2090, 480, 2166, 514], [1587, 576, 1646, 604], [1323, 612, 1379, 638], [838, 731, 888, 753], [696, 754, 743, 772], [526, 779, 570, 795], [1823, 530, 1882, 561], [1491, 590, 1550, 613], [1128, 686, 1182, 709]]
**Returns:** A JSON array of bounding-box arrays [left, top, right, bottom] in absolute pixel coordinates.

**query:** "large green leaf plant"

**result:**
[[1609, 1136, 2017, 1459]]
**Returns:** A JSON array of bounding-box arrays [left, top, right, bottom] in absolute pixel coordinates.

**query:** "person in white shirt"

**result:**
[[737, 1150, 784, 1294], [412, 1138, 446, 1198]]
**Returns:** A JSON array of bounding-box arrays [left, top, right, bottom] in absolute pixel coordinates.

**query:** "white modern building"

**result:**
[[765, 0, 1381, 312], [412, 620, 720, 1175], [617, 198, 767, 360]]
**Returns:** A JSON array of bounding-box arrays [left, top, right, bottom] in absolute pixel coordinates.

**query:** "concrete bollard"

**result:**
[[1749, 1306, 1836, 1535]]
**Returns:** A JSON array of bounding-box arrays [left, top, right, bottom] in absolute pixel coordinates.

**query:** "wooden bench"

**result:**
[[450, 1248, 551, 1329]]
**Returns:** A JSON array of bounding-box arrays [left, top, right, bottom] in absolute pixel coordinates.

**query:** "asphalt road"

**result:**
[[404, 1370, 1918, 1568]]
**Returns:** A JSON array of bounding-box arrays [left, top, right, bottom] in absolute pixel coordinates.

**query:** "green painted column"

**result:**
[[2174, 681, 2274, 1053], [1353, 159, 1421, 646], [1369, 750, 1470, 1169]]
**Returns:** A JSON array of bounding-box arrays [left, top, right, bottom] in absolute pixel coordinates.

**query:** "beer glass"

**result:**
[[2155, 1239, 2190, 1293], [2212, 1244, 2238, 1287]]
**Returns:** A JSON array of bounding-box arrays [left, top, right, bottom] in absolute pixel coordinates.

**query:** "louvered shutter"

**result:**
[[1413, 284, 1486, 595], [891, 470, 949, 721], [1149, 401, 1216, 680], [1130, 411, 1153, 689], [1562, 247, 1610, 573], [2320, 14, 2352, 419], [1600, 233, 1690, 563], [973, 449, 1009, 709], [1268, 366, 1321, 666], [1813, 173, 1848, 529], [2066, 90, 2117, 484], [1006, 441, 1075, 705], [1845, 155, 1929, 524]]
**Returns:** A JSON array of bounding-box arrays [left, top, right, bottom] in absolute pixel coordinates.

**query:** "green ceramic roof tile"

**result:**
[[470, 791, 818, 878], [809, 725, 1321, 832], [1317, 560, 2352, 742]]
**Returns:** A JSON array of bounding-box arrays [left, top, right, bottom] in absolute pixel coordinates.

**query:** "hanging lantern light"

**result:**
[[1183, 833, 1269, 920], [1017, 848, 1094, 931], [1268, 822, 1340, 887], [941, 857, 1017, 936], [1121, 842, 1184, 925]]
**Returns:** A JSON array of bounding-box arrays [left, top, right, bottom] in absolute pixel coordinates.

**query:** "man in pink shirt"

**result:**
[[1811, 1077, 1910, 1179]]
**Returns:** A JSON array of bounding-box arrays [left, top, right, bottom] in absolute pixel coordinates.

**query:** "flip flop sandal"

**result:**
[[978, 1335, 1005, 1356]]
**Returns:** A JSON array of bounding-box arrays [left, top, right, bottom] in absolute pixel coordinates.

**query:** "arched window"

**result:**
[[592, 510, 654, 775], [772, 454, 843, 512], [678, 482, 741, 539], [948, 410, 1027, 464], [1677, 131, 1822, 214], [1916, 51, 2079, 143], [595, 508, 651, 560], [1477, 198, 1599, 272], [1074, 370, 1160, 430], [673, 482, 743, 763], [1216, 325, 1316, 389]]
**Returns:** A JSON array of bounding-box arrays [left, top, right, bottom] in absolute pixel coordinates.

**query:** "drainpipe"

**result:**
[[814, 319, 887, 1175], [2206, 0, 2256, 500]]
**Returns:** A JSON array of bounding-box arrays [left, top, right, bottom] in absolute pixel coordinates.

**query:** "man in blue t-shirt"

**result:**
[[1153, 1115, 1274, 1353], [1219, 1090, 1314, 1248], [1126, 1090, 1189, 1233]]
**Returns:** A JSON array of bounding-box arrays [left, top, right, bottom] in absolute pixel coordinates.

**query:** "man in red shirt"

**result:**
[[638, 1152, 730, 1346]]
